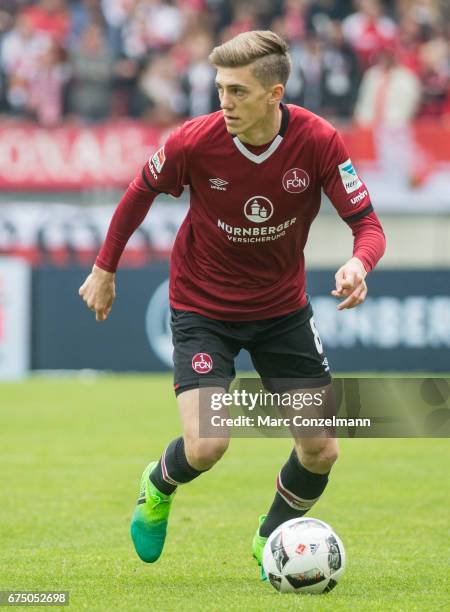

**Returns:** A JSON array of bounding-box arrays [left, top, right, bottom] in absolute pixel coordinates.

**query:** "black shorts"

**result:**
[[170, 300, 331, 396]]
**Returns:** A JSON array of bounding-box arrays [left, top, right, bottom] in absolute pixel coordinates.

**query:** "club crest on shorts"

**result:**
[[192, 352, 213, 374], [282, 168, 310, 193]]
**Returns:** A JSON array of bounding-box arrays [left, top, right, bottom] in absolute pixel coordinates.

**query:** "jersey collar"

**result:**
[[231, 104, 289, 164]]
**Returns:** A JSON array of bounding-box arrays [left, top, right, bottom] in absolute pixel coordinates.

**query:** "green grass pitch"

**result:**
[[0, 375, 449, 611]]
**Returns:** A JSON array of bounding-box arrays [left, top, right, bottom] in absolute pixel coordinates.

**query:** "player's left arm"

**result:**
[[319, 128, 386, 310]]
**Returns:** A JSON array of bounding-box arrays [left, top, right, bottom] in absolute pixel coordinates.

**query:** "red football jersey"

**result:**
[[139, 104, 380, 319]]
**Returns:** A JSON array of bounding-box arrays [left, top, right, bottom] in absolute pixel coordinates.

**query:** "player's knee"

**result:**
[[185, 437, 229, 470], [319, 445, 339, 470], [300, 443, 339, 473]]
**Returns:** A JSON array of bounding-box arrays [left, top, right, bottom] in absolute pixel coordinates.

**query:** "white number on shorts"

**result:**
[[309, 317, 324, 355]]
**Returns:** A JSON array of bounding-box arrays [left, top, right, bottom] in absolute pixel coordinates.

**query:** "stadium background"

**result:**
[[0, 0, 449, 378]]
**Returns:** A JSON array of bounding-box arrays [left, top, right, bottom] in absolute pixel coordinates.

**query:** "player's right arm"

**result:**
[[78, 264, 116, 322], [78, 126, 187, 321]]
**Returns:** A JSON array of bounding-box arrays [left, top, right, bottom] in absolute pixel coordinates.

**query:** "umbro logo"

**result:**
[[209, 177, 228, 191]]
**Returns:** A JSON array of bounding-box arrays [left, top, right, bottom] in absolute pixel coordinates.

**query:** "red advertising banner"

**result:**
[[0, 120, 449, 193], [0, 121, 171, 190]]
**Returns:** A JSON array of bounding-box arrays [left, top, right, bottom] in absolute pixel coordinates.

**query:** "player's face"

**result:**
[[215, 65, 283, 141]]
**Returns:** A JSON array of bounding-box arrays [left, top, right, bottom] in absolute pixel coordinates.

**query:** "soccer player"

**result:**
[[79, 31, 385, 576]]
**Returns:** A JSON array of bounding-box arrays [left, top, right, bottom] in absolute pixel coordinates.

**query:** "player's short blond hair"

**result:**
[[208, 30, 291, 87]]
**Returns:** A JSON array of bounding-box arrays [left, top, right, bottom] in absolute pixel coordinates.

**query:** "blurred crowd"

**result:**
[[0, 0, 448, 126]]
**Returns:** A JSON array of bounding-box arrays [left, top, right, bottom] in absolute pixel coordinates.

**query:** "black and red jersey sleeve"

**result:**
[[141, 125, 187, 197], [319, 129, 372, 221], [95, 125, 188, 272], [319, 128, 386, 272]]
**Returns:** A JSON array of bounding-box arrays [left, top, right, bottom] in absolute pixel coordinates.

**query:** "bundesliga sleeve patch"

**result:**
[[151, 146, 166, 173], [338, 158, 362, 194]]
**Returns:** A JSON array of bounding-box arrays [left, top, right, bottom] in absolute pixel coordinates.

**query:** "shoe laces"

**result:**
[[150, 492, 170, 509]]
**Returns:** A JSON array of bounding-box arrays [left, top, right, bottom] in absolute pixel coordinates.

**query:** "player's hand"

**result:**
[[78, 264, 116, 322], [331, 257, 367, 310]]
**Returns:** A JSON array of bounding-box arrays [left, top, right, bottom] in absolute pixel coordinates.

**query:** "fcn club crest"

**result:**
[[192, 353, 213, 374], [282, 168, 310, 193]]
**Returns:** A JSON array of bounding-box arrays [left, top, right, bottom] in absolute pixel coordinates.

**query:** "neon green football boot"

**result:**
[[252, 515, 268, 581], [130, 461, 176, 563]]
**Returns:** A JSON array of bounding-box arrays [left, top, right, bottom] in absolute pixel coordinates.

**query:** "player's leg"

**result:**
[[131, 307, 238, 563], [149, 386, 231, 496], [178, 387, 230, 470], [252, 432, 337, 579], [131, 386, 230, 563], [131, 387, 230, 564], [259, 435, 338, 538], [249, 304, 335, 565]]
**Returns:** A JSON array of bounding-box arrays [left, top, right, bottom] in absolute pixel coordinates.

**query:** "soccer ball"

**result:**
[[262, 517, 346, 594]]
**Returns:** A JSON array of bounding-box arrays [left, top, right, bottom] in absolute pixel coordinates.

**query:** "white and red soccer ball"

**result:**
[[262, 517, 346, 594]]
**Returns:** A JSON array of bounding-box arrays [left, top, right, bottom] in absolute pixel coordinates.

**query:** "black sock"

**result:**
[[149, 437, 205, 495], [260, 449, 330, 537]]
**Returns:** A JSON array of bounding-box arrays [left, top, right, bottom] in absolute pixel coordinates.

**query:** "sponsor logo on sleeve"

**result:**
[[151, 146, 166, 173], [350, 189, 368, 205], [147, 160, 158, 180], [338, 158, 362, 194]]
